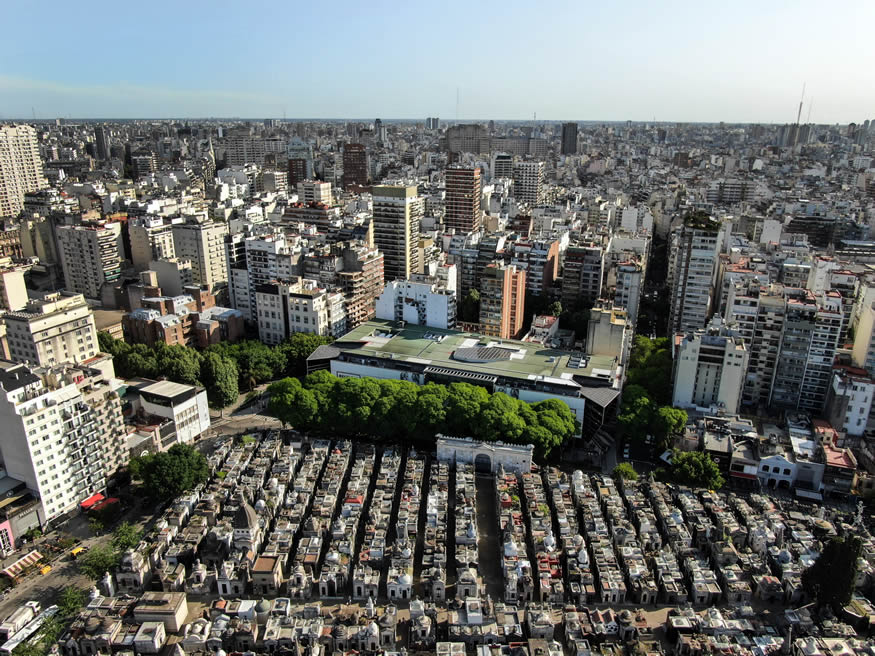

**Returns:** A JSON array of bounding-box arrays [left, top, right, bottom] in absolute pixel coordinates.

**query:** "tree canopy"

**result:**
[[78, 543, 120, 581], [130, 443, 209, 501], [459, 289, 481, 323], [802, 535, 863, 611], [268, 373, 579, 459], [664, 449, 725, 489], [98, 332, 333, 408], [613, 462, 639, 481]]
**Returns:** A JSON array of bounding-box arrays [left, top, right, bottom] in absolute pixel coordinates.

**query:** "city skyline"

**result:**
[[1, 0, 873, 123]]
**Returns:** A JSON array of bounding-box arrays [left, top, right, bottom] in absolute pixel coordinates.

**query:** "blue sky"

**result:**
[[1, 0, 872, 123]]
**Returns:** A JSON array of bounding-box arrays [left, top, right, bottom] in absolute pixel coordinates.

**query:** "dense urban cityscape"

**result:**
[[0, 40, 874, 652]]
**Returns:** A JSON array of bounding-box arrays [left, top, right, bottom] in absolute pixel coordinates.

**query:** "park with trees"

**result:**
[[268, 372, 579, 459]]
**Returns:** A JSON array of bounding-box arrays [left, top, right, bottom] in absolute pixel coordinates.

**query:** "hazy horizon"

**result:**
[[2, 0, 873, 124]]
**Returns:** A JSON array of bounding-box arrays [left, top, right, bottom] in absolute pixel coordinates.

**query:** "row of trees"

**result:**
[[99, 332, 332, 407], [268, 372, 579, 459], [618, 336, 687, 449], [77, 521, 144, 581]]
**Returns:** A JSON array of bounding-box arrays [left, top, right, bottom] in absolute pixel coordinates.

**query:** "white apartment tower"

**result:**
[[0, 360, 126, 522], [3, 292, 98, 367], [57, 223, 123, 299], [672, 318, 749, 414], [0, 125, 47, 218], [667, 214, 722, 335], [512, 161, 545, 206]]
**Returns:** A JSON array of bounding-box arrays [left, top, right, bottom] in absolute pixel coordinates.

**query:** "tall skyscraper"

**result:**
[[287, 137, 314, 187], [667, 214, 722, 335], [94, 125, 108, 161], [512, 161, 545, 206], [561, 122, 578, 155], [444, 166, 482, 234], [342, 143, 368, 187], [372, 185, 424, 282], [0, 125, 47, 218], [479, 262, 526, 340], [561, 241, 606, 307]]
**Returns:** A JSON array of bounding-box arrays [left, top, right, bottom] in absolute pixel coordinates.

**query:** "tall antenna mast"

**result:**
[[456, 88, 459, 123], [796, 82, 806, 126], [806, 99, 813, 124]]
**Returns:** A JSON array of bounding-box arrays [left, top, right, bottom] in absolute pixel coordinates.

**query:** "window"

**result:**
[[783, 468, 791, 475]]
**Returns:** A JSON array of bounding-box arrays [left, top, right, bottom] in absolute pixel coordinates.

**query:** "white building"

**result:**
[[612, 261, 643, 322], [132, 380, 211, 448], [3, 291, 98, 367], [57, 222, 123, 299], [667, 216, 723, 335], [375, 278, 457, 330], [226, 233, 297, 323], [672, 319, 749, 414], [0, 267, 28, 312], [512, 161, 544, 206], [255, 279, 347, 345], [0, 360, 125, 522], [825, 367, 875, 441], [0, 125, 47, 218]]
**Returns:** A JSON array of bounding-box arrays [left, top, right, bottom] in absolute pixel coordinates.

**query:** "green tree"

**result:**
[[135, 443, 209, 501], [668, 450, 725, 489], [279, 333, 334, 376], [444, 383, 490, 436], [547, 301, 563, 317], [459, 289, 481, 323], [618, 394, 657, 439], [200, 352, 239, 408], [802, 535, 863, 611], [155, 344, 202, 385], [414, 384, 448, 435], [479, 392, 527, 443], [653, 406, 687, 447], [78, 543, 120, 580], [111, 521, 143, 551], [613, 462, 639, 481], [58, 585, 86, 618], [268, 378, 318, 428]]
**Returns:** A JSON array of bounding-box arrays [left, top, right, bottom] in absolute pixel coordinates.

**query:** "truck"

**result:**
[[0, 602, 40, 643]]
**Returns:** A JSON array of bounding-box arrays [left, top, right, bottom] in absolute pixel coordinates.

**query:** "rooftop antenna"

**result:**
[[456, 87, 459, 123], [806, 99, 813, 124]]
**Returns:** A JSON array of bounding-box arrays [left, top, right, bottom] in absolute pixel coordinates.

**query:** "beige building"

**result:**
[[3, 291, 98, 367], [587, 304, 631, 359], [171, 218, 229, 292], [296, 180, 334, 205], [0, 125, 47, 218], [255, 278, 347, 345], [372, 185, 423, 282], [0, 267, 28, 312]]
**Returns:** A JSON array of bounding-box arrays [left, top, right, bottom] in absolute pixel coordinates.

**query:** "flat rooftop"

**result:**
[[334, 320, 619, 388]]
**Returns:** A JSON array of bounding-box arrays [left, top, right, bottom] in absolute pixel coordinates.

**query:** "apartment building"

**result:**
[[512, 161, 544, 206], [296, 181, 334, 206], [479, 263, 526, 340], [562, 242, 606, 308], [376, 276, 457, 330], [129, 216, 178, 271], [372, 185, 423, 282], [0, 359, 125, 522], [226, 233, 297, 322], [3, 291, 98, 367], [667, 215, 722, 335], [444, 166, 482, 234], [254, 279, 347, 345], [171, 218, 230, 292], [0, 125, 47, 218], [57, 222, 123, 299], [673, 319, 749, 414]]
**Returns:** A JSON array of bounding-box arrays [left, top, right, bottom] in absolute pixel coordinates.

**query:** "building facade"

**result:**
[[372, 185, 423, 283], [0, 125, 47, 219]]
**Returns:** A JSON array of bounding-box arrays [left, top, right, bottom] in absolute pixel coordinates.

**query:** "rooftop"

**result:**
[[334, 320, 619, 388]]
